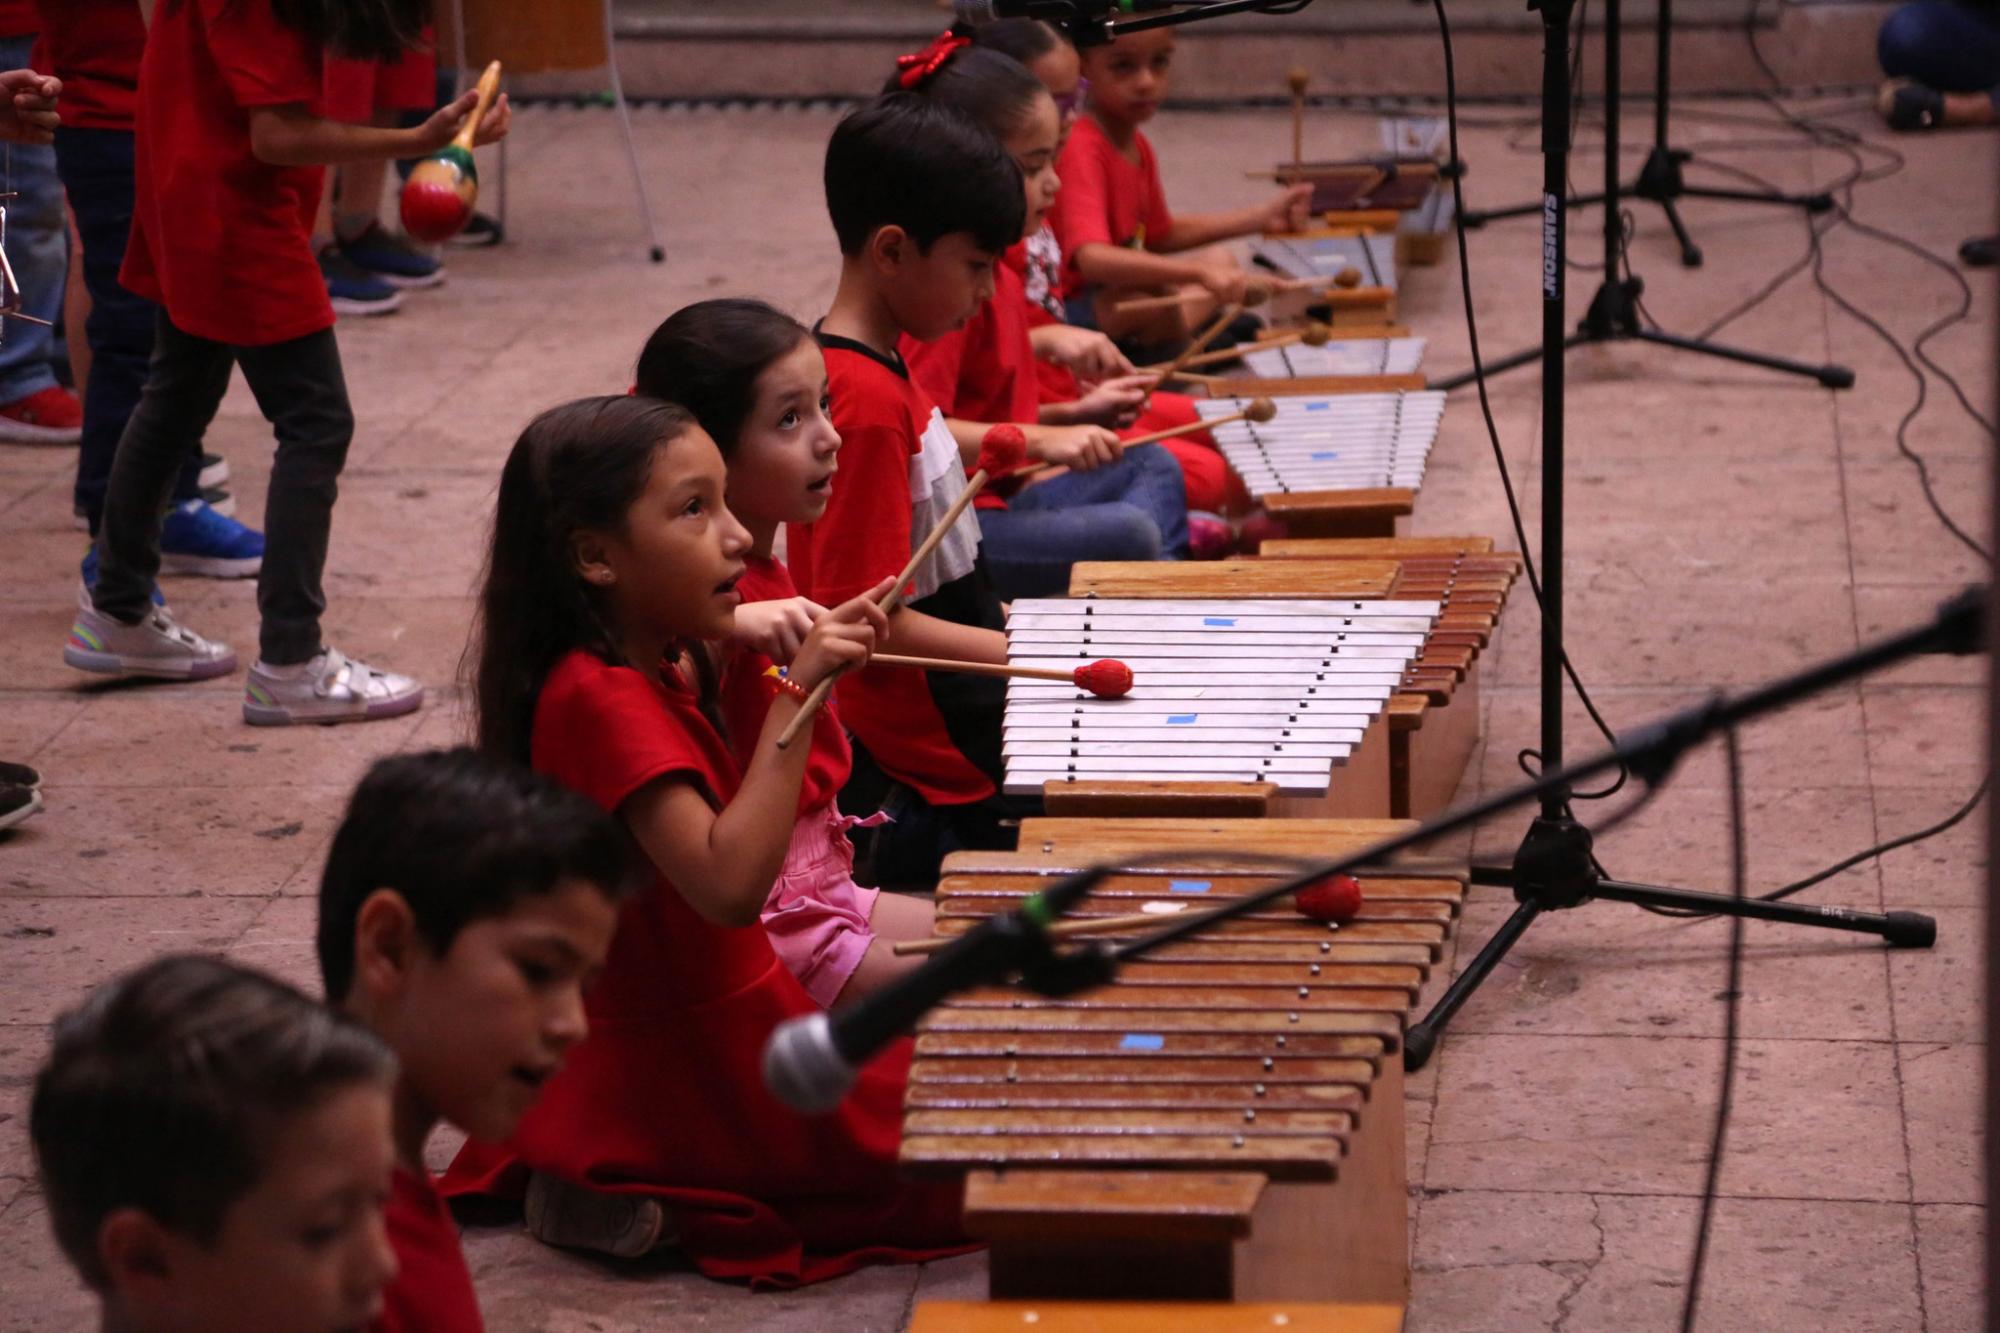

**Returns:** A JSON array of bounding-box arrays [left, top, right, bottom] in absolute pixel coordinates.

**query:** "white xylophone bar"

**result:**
[[1254, 234, 1398, 289], [1007, 610, 1436, 635], [1017, 598, 1442, 617], [1240, 337, 1427, 379], [1005, 691, 1397, 711]]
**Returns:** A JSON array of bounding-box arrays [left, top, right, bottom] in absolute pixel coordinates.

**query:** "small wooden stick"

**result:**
[[1023, 398, 1277, 481], [773, 466, 998, 750], [1287, 67, 1309, 167], [1144, 323, 1333, 374], [1145, 301, 1244, 399], [893, 908, 1188, 956], [1113, 274, 1333, 315]]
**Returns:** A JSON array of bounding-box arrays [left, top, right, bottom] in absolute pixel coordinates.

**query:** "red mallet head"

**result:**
[[1072, 658, 1134, 699], [1294, 873, 1363, 923], [980, 423, 1029, 472]]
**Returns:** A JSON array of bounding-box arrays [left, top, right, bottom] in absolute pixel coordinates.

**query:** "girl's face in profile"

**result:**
[[585, 427, 752, 644], [728, 339, 843, 537]]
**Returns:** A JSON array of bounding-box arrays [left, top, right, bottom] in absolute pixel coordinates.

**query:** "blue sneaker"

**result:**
[[337, 221, 444, 289], [317, 244, 403, 316], [80, 546, 165, 607], [159, 499, 263, 578]]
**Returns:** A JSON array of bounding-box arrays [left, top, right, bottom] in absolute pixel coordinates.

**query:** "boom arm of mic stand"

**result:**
[[1010, 586, 1987, 989]]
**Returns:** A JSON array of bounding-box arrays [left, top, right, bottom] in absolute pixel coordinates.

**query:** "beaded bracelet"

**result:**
[[764, 665, 810, 703]]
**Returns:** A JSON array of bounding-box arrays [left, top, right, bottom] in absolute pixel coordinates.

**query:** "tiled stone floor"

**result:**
[[0, 93, 1988, 1330]]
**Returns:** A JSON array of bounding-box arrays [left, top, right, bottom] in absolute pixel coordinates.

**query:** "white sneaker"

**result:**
[[524, 1171, 669, 1260], [243, 647, 423, 727], [64, 603, 238, 680]]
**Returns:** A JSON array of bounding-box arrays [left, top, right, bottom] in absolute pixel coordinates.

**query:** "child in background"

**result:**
[[796, 93, 1034, 884], [968, 18, 1247, 536], [30, 954, 400, 1333], [444, 396, 969, 1283], [894, 36, 1194, 596], [315, 41, 446, 315], [1050, 24, 1312, 349], [316, 747, 636, 1330], [635, 298, 937, 1002], [64, 0, 507, 725], [36, 0, 265, 588]]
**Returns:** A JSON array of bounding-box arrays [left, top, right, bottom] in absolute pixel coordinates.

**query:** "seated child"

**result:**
[[441, 395, 972, 1284], [893, 36, 1194, 596], [794, 92, 1042, 884], [635, 296, 941, 1001], [30, 954, 399, 1333], [317, 746, 638, 1327], [1049, 24, 1313, 350]]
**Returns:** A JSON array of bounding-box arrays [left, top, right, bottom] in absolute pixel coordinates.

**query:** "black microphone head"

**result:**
[[762, 1011, 855, 1114]]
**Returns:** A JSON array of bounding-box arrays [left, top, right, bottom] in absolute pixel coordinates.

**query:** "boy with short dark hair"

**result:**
[[31, 953, 400, 1333], [791, 93, 1031, 885], [316, 747, 639, 1331]]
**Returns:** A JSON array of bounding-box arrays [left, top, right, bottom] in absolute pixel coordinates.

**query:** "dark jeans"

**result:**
[[979, 442, 1189, 599], [1879, 0, 2000, 91], [53, 126, 202, 533], [97, 315, 353, 664]]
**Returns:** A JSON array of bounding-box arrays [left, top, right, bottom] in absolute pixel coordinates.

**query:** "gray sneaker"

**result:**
[[243, 648, 423, 726], [524, 1171, 669, 1260], [64, 603, 238, 680]]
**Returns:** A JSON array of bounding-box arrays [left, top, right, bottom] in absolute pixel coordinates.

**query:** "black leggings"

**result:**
[[96, 314, 353, 665]]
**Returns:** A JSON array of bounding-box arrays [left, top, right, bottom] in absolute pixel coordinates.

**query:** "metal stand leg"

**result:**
[[603, 0, 665, 264]]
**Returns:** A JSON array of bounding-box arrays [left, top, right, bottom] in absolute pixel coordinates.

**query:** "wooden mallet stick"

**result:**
[[774, 426, 1027, 749], [1144, 300, 1246, 401], [1145, 322, 1333, 375], [871, 654, 1135, 697], [1022, 398, 1278, 482]]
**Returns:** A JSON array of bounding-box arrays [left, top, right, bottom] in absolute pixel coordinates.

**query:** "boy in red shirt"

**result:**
[[317, 748, 638, 1331], [790, 93, 1034, 884], [31, 954, 401, 1333], [1050, 25, 1311, 345]]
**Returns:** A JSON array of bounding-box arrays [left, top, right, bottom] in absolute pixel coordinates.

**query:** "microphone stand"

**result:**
[[1429, 0, 1852, 392], [970, 591, 1973, 1023], [1460, 0, 1835, 268]]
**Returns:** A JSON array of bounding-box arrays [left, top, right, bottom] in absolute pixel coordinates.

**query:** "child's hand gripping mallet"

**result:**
[[399, 61, 502, 244]]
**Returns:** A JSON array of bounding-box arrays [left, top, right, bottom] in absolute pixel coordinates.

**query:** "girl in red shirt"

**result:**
[[446, 395, 972, 1282], [635, 298, 940, 1005], [65, 0, 507, 725]]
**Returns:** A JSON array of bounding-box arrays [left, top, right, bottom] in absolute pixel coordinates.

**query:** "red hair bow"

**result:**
[[896, 31, 971, 89]]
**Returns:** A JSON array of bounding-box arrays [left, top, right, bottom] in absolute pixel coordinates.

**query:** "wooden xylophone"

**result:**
[[1255, 230, 1398, 293], [1003, 592, 1438, 819], [901, 816, 1466, 1307], [1063, 550, 1518, 820]]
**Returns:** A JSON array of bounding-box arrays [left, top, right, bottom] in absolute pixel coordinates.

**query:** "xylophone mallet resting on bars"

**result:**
[[870, 653, 1134, 698]]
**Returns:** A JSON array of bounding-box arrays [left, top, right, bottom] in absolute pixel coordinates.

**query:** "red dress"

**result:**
[[373, 1168, 483, 1333], [440, 650, 971, 1287]]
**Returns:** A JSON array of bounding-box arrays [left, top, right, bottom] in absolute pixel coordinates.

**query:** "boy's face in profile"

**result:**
[[880, 229, 1000, 341], [115, 1083, 398, 1333], [1084, 28, 1175, 127], [385, 877, 618, 1149]]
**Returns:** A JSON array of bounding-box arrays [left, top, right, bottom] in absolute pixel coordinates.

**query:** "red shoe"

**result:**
[[1236, 510, 1290, 555], [0, 385, 83, 444], [1186, 511, 1236, 560]]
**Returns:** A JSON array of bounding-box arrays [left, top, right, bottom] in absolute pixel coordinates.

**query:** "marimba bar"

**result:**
[[1003, 598, 1438, 803], [1239, 336, 1427, 380], [1196, 392, 1445, 496], [1256, 232, 1398, 292]]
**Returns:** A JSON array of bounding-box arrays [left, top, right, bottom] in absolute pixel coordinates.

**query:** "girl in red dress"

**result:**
[[444, 395, 972, 1285], [635, 299, 938, 1006]]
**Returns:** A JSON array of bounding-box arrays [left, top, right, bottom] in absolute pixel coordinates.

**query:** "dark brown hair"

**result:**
[[30, 955, 395, 1291], [471, 395, 718, 765], [634, 299, 813, 457]]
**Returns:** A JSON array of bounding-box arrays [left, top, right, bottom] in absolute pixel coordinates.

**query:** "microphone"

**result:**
[[764, 910, 1046, 1113]]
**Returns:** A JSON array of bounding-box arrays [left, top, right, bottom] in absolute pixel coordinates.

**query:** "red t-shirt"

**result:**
[[786, 333, 1007, 806], [121, 0, 333, 347], [1049, 115, 1174, 295], [372, 1168, 482, 1333], [720, 554, 851, 815], [438, 649, 971, 1287], [321, 40, 436, 123], [0, 0, 35, 39], [31, 0, 142, 131]]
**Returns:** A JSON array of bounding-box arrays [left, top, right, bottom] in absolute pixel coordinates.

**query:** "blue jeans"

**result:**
[[1879, 0, 2000, 92], [54, 126, 203, 532], [0, 34, 66, 404], [979, 442, 1190, 600]]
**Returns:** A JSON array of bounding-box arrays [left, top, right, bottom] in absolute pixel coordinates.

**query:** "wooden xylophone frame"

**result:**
[[904, 818, 1466, 1307]]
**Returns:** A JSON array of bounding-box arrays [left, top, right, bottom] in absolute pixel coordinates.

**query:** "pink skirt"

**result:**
[[761, 804, 887, 1008]]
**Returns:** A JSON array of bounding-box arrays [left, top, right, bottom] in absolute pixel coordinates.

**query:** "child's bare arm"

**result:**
[[247, 89, 510, 167], [886, 606, 1008, 665], [620, 583, 892, 928], [1157, 185, 1313, 252]]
